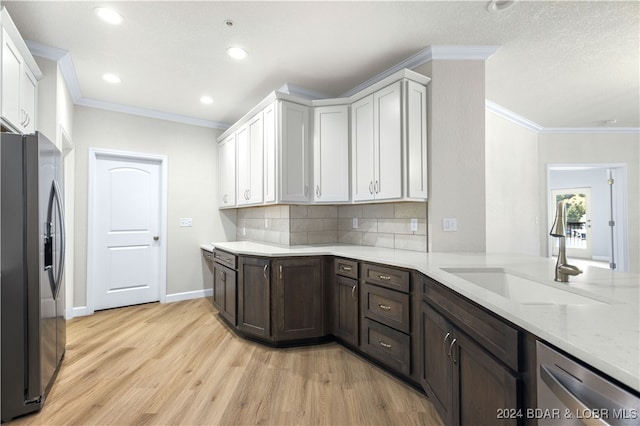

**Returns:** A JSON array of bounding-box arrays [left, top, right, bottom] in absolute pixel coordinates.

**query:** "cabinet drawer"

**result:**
[[422, 276, 519, 371], [361, 263, 409, 293], [335, 258, 358, 279], [202, 249, 214, 262], [362, 283, 410, 333], [361, 317, 410, 376], [213, 249, 237, 269]]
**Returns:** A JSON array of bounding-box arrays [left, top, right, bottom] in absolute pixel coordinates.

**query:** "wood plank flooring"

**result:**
[[9, 298, 443, 425]]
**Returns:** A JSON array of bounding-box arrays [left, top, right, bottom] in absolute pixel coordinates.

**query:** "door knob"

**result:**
[[153, 236, 159, 241]]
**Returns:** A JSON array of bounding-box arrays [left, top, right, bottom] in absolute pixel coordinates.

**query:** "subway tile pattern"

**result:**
[[236, 202, 427, 252]]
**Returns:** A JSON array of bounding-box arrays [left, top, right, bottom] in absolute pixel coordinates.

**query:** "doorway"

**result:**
[[547, 164, 628, 272], [87, 149, 168, 312]]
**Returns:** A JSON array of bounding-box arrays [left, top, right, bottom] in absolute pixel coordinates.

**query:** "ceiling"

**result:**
[[4, 1, 639, 130]]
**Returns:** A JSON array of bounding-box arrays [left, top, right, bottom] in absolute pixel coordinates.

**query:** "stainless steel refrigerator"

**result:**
[[1, 131, 66, 422]]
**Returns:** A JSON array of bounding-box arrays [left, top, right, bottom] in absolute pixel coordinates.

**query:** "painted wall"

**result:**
[[415, 60, 487, 252], [72, 106, 235, 310], [485, 111, 540, 256], [538, 132, 639, 273]]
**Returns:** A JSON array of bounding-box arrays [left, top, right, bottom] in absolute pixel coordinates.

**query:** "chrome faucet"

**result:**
[[549, 200, 583, 282]]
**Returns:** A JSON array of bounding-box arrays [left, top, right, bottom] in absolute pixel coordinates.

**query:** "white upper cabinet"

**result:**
[[263, 101, 277, 204], [313, 105, 349, 203], [218, 134, 236, 208], [351, 78, 428, 203], [279, 101, 311, 203], [1, 9, 41, 133], [236, 112, 264, 206]]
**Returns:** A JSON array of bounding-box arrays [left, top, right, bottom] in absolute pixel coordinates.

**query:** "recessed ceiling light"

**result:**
[[486, 0, 515, 13], [226, 47, 248, 60], [103, 73, 121, 84], [200, 96, 214, 105], [95, 7, 123, 25]]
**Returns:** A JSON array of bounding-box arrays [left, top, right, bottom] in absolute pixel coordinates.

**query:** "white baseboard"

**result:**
[[72, 306, 93, 318], [164, 289, 212, 303]]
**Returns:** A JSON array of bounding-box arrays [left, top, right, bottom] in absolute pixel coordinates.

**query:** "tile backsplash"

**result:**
[[236, 202, 427, 252]]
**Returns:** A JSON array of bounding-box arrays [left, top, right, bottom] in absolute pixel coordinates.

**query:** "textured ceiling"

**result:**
[[4, 1, 639, 129]]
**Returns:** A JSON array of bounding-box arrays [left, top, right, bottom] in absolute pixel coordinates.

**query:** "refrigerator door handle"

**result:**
[[46, 180, 66, 299]]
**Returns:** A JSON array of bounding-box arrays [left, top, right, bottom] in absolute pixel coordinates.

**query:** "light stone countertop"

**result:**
[[201, 241, 640, 392]]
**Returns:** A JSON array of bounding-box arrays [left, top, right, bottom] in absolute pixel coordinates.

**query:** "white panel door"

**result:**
[[94, 156, 161, 310], [351, 95, 375, 202], [21, 66, 37, 133], [374, 81, 402, 200], [313, 105, 350, 202]]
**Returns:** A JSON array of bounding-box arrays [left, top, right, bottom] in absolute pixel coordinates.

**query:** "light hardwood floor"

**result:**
[[10, 298, 443, 425]]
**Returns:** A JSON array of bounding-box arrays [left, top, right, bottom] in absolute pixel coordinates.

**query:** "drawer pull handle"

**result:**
[[351, 285, 357, 301], [378, 340, 392, 349], [221, 271, 226, 283], [340, 265, 353, 272], [263, 264, 269, 280], [448, 338, 457, 364], [378, 304, 391, 311], [378, 274, 392, 281]]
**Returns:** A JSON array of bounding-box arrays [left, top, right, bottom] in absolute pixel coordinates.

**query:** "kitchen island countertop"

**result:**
[[201, 241, 640, 392]]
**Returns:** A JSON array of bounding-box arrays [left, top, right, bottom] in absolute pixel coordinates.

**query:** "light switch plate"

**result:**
[[179, 218, 193, 227], [410, 218, 418, 232], [443, 218, 457, 232]]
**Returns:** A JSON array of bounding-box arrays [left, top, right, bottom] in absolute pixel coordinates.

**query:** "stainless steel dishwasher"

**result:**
[[536, 341, 639, 425]]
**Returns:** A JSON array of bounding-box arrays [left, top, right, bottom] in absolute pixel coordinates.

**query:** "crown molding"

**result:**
[[341, 45, 501, 97], [486, 100, 640, 134], [278, 83, 330, 100]]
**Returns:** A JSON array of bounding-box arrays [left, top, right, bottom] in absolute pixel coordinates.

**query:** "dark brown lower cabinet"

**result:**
[[333, 275, 359, 347], [213, 262, 236, 325], [422, 302, 518, 426], [273, 257, 324, 341], [238, 257, 271, 338]]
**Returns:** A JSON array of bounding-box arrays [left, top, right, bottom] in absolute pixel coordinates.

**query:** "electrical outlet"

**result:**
[[265, 218, 269, 228], [352, 218, 359, 229], [179, 218, 193, 227], [443, 218, 457, 232], [242, 227, 246, 236], [410, 218, 418, 232]]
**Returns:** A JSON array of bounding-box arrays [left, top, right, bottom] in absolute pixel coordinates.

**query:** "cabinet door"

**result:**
[[279, 101, 310, 202], [2, 28, 22, 130], [351, 94, 375, 202], [20, 66, 37, 133], [334, 275, 358, 347], [374, 81, 402, 200], [238, 257, 271, 338], [218, 134, 236, 207], [273, 257, 324, 340], [405, 80, 428, 199], [222, 267, 237, 326], [247, 112, 264, 204], [313, 105, 350, 202], [422, 303, 454, 426], [263, 101, 277, 203], [212, 262, 224, 311], [236, 124, 250, 205], [454, 331, 518, 426]]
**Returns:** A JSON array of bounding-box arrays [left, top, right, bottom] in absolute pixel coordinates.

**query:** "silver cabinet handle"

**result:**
[[304, 185, 309, 196], [153, 236, 159, 241], [221, 271, 226, 283], [448, 338, 457, 364], [374, 180, 379, 194], [378, 304, 391, 311], [223, 194, 228, 203], [25, 113, 30, 127], [378, 274, 392, 281], [351, 284, 357, 301], [247, 189, 251, 200], [539, 365, 609, 426], [340, 265, 352, 272], [369, 181, 374, 194], [378, 341, 392, 349], [263, 264, 268, 279], [443, 332, 451, 353], [279, 265, 283, 280], [316, 185, 320, 198]]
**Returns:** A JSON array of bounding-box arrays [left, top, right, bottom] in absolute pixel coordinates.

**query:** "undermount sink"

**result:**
[[441, 267, 606, 305]]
